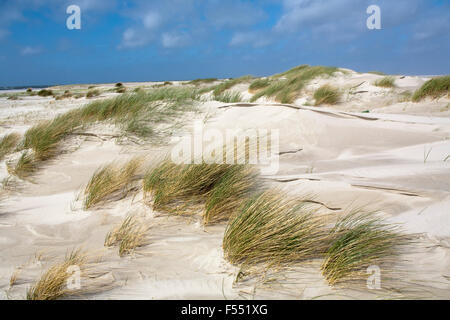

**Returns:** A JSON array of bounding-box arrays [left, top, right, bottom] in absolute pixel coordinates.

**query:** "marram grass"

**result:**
[[211, 76, 253, 96], [223, 190, 330, 266], [249, 78, 271, 92], [7, 151, 37, 179], [313, 85, 341, 105], [374, 76, 396, 88], [250, 65, 338, 103], [105, 214, 150, 257], [213, 91, 244, 103], [83, 158, 142, 209], [0, 132, 21, 160], [18, 87, 200, 175], [26, 249, 87, 300], [188, 78, 218, 85], [143, 160, 258, 224], [86, 89, 100, 98], [23, 110, 83, 161], [203, 165, 258, 224], [412, 75, 450, 101], [321, 211, 412, 286]]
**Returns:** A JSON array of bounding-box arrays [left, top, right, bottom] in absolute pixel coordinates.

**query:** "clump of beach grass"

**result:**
[[321, 211, 411, 286], [313, 85, 341, 105], [143, 160, 258, 223], [23, 111, 82, 161], [223, 190, 330, 266], [83, 158, 142, 210], [19, 87, 200, 169], [0, 132, 21, 160], [26, 249, 87, 300], [412, 76, 450, 102], [144, 161, 233, 213], [79, 88, 200, 138], [200, 76, 253, 96], [374, 76, 396, 88], [249, 78, 271, 92], [213, 91, 244, 103], [7, 151, 37, 179], [105, 214, 150, 257], [203, 165, 258, 224], [37, 89, 53, 97], [188, 78, 217, 86], [55, 90, 73, 100], [86, 89, 100, 98], [7, 95, 19, 100], [250, 65, 338, 103]]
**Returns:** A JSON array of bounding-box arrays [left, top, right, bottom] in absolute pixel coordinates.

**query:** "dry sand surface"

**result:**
[[0, 69, 449, 299]]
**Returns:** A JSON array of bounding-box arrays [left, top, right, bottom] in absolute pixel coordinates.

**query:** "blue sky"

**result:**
[[0, 0, 449, 86]]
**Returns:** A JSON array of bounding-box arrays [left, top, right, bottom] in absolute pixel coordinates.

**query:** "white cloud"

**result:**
[[118, 0, 266, 49], [273, 0, 424, 42], [206, 1, 266, 28], [274, 0, 364, 34], [20, 46, 43, 56], [120, 28, 152, 48], [143, 12, 161, 29], [229, 31, 271, 48], [412, 7, 450, 41], [161, 32, 190, 48]]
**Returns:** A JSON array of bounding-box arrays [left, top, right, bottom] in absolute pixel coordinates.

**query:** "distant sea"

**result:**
[[0, 85, 53, 91]]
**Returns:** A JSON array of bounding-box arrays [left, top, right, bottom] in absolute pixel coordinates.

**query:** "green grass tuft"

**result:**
[[313, 85, 341, 105], [23, 111, 82, 161], [188, 78, 218, 85], [412, 76, 450, 102], [0, 132, 21, 160], [204, 165, 258, 224], [83, 158, 142, 209], [20, 87, 200, 167], [249, 78, 271, 92], [144, 160, 258, 224], [213, 91, 244, 103], [86, 89, 100, 98], [374, 76, 396, 88], [201, 76, 253, 96], [37, 89, 53, 97], [223, 190, 330, 265], [250, 65, 338, 103], [321, 212, 411, 286], [7, 151, 37, 179]]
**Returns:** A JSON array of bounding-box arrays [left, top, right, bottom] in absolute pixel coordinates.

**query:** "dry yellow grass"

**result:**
[[10, 268, 21, 287], [143, 159, 258, 224], [105, 214, 150, 257], [6, 151, 37, 180], [26, 249, 87, 300], [313, 85, 341, 105], [83, 158, 142, 209], [0, 132, 21, 160]]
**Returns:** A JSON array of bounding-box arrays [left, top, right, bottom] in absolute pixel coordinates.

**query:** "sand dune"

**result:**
[[0, 69, 449, 299]]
